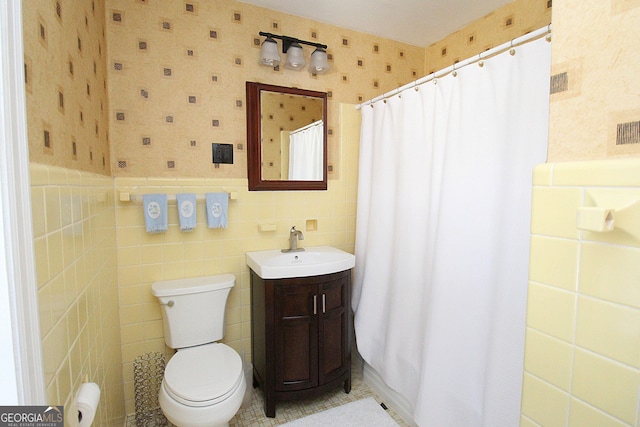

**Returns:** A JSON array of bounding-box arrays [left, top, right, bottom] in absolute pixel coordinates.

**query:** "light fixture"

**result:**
[[259, 36, 280, 67], [259, 31, 330, 74], [309, 47, 330, 74], [284, 42, 305, 70]]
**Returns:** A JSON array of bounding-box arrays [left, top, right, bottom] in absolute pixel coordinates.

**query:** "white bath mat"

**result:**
[[279, 397, 399, 427]]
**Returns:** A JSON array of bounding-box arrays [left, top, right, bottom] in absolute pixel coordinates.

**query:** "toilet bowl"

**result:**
[[151, 274, 246, 427], [158, 343, 246, 427]]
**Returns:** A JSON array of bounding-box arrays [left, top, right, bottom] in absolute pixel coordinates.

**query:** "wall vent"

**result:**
[[616, 121, 640, 145], [550, 72, 568, 94]]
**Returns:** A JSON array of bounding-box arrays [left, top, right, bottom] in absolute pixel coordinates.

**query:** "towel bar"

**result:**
[[119, 191, 238, 203]]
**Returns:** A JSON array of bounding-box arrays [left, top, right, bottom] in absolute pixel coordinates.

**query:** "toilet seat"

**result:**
[[163, 343, 243, 407]]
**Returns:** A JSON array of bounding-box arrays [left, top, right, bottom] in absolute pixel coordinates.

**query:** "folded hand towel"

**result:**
[[176, 193, 197, 232], [142, 194, 168, 233], [205, 192, 228, 229]]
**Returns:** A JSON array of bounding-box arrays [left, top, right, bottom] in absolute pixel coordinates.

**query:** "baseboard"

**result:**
[[362, 362, 418, 427]]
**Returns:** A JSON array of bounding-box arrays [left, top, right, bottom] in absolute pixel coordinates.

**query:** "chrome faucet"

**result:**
[[282, 226, 305, 252]]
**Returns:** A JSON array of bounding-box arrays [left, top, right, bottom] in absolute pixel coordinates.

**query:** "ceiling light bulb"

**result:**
[[260, 37, 280, 67], [309, 48, 330, 74], [284, 42, 305, 71]]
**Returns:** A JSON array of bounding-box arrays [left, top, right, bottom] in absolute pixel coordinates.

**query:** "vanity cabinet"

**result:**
[[250, 269, 352, 418]]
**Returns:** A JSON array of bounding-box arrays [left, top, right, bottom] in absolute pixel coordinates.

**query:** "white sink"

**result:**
[[246, 246, 355, 279]]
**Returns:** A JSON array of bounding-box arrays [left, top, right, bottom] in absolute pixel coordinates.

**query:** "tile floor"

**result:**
[[128, 359, 410, 426], [230, 363, 409, 426]]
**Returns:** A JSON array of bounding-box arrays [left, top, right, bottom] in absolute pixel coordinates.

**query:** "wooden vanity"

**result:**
[[250, 269, 352, 418]]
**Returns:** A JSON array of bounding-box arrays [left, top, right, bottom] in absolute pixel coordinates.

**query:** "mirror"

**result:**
[[246, 82, 328, 191]]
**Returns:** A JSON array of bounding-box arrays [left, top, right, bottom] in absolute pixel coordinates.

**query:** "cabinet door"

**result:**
[[274, 283, 319, 391], [318, 272, 350, 385]]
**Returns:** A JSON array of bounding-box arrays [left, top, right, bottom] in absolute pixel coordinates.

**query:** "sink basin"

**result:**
[[246, 246, 355, 279]]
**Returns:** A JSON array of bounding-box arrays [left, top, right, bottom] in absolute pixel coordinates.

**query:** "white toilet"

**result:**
[[151, 274, 246, 427]]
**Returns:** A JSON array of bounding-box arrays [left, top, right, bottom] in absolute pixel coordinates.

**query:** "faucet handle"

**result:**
[[282, 225, 305, 252]]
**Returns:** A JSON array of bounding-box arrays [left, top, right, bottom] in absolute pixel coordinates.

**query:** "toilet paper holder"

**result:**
[[75, 382, 100, 427]]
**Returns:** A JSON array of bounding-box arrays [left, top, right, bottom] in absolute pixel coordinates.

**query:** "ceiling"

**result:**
[[238, 0, 514, 47]]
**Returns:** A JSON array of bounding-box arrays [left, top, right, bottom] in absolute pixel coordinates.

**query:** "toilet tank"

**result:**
[[151, 274, 235, 349]]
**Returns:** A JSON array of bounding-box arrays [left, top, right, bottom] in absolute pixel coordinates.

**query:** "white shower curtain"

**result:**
[[353, 36, 551, 426], [289, 120, 324, 180]]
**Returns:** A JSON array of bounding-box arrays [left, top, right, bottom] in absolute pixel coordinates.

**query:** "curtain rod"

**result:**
[[356, 24, 552, 110], [290, 120, 323, 136]]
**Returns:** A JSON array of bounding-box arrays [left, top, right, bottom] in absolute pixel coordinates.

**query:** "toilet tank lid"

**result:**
[[151, 274, 235, 297]]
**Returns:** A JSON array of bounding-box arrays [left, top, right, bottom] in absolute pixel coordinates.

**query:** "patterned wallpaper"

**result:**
[[22, 0, 555, 178], [23, 0, 111, 176], [547, 0, 640, 161], [105, 0, 425, 178], [425, 0, 552, 73]]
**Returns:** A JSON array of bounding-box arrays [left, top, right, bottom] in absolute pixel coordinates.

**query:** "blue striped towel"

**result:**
[[176, 193, 197, 232], [142, 194, 168, 233], [205, 192, 228, 229]]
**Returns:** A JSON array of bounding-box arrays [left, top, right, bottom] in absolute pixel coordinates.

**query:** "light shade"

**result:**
[[309, 48, 330, 74], [259, 37, 280, 67], [284, 42, 306, 70]]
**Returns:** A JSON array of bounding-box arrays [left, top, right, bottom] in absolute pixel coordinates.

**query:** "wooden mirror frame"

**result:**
[[246, 81, 328, 191]]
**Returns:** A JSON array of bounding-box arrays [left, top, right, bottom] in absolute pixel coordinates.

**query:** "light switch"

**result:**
[[212, 143, 233, 164]]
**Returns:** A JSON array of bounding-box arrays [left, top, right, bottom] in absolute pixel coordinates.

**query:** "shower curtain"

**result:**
[[353, 36, 551, 426], [289, 120, 324, 180]]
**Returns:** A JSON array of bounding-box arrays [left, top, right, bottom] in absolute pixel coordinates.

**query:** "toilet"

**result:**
[[151, 274, 246, 427]]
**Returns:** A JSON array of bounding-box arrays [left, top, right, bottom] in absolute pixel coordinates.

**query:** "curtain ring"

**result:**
[[477, 53, 484, 68], [414, 81, 419, 92], [509, 39, 516, 56], [452, 62, 458, 77]]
